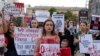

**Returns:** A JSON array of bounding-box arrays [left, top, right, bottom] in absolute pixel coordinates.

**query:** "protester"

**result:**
[[34, 19, 60, 56], [4, 22, 18, 56], [61, 39, 69, 48], [0, 15, 7, 56], [60, 39, 71, 56], [74, 21, 91, 56], [68, 20, 76, 35]]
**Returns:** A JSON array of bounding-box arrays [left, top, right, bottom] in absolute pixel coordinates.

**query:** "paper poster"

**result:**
[[90, 40, 100, 56], [90, 15, 100, 30], [35, 10, 50, 22], [14, 27, 42, 55], [3, 2, 24, 17], [40, 44, 60, 56], [0, 35, 5, 47], [52, 14, 64, 32], [79, 34, 93, 53]]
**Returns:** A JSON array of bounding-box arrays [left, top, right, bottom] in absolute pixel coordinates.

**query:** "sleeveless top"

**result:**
[[41, 35, 59, 44]]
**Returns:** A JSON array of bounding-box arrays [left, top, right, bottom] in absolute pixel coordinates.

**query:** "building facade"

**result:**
[[89, 0, 100, 17], [26, 6, 85, 16]]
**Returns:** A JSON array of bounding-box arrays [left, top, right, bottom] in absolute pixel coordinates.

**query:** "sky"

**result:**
[[19, 0, 89, 8]]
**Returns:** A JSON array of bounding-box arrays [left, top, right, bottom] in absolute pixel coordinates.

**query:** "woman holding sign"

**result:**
[[74, 22, 91, 56], [4, 22, 18, 56], [0, 14, 7, 56], [34, 19, 60, 56]]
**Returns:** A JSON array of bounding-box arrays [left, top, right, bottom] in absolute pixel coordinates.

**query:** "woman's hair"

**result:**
[[61, 39, 69, 43], [30, 19, 39, 28], [42, 19, 56, 36], [80, 21, 88, 26]]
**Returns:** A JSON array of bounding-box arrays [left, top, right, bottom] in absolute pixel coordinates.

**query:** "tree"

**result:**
[[48, 7, 57, 16], [64, 10, 78, 22], [64, 11, 73, 20]]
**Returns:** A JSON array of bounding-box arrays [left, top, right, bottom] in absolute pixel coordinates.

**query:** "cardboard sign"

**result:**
[[40, 44, 60, 56], [52, 14, 64, 32], [60, 48, 71, 56], [79, 34, 93, 53], [14, 27, 42, 55], [0, 35, 5, 47]]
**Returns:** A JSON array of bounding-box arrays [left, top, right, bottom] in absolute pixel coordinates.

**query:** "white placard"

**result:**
[[14, 27, 42, 55], [0, 35, 5, 47], [52, 14, 64, 32], [40, 44, 60, 56], [79, 34, 93, 53], [35, 10, 50, 22], [90, 40, 100, 56], [3, 2, 24, 17]]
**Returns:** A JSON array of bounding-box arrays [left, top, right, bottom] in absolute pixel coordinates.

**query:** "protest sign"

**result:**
[[3, 2, 24, 17], [90, 40, 100, 56], [52, 14, 64, 32], [79, 34, 93, 53], [90, 15, 100, 30], [0, 35, 5, 47], [35, 10, 50, 22], [14, 27, 42, 55], [40, 44, 60, 56], [60, 48, 71, 56]]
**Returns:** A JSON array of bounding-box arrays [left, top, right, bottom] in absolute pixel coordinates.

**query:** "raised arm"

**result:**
[[2, 15, 7, 33]]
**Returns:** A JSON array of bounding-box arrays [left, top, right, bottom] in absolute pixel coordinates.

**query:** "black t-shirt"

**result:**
[[4, 31, 16, 51]]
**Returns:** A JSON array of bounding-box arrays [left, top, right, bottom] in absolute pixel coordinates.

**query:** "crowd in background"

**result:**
[[0, 14, 100, 56]]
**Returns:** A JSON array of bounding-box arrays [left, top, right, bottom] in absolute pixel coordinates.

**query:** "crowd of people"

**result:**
[[0, 14, 100, 56]]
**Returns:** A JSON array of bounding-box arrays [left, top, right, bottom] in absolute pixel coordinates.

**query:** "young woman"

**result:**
[[34, 19, 60, 56], [74, 22, 90, 56], [30, 19, 39, 28], [4, 22, 18, 56], [0, 15, 7, 56]]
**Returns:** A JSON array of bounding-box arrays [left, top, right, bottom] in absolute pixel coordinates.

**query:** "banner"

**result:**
[[52, 14, 64, 32], [40, 44, 60, 56], [90, 15, 100, 30], [0, 35, 5, 47], [35, 10, 50, 22], [79, 34, 93, 53], [14, 27, 42, 55], [90, 40, 100, 56]]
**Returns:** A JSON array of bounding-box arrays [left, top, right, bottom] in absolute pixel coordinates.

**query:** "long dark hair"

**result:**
[[42, 19, 56, 36], [80, 21, 88, 26]]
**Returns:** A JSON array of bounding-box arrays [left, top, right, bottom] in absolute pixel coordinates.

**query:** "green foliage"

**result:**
[[64, 10, 78, 21], [48, 7, 57, 16], [12, 17, 22, 27]]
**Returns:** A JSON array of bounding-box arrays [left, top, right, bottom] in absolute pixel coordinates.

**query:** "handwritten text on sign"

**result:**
[[14, 27, 42, 55], [40, 44, 60, 56]]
